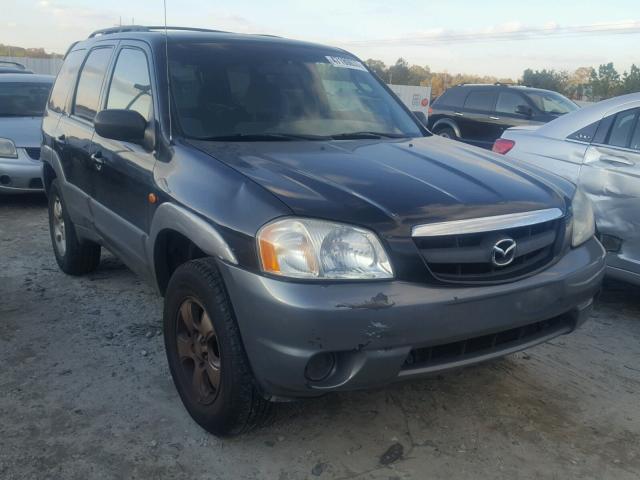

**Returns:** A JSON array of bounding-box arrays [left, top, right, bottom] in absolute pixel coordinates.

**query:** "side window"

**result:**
[[606, 109, 638, 148], [106, 48, 153, 121], [464, 90, 495, 112], [48, 50, 85, 114], [568, 121, 599, 143], [73, 47, 113, 121], [630, 118, 640, 151], [436, 88, 468, 109], [496, 92, 527, 115]]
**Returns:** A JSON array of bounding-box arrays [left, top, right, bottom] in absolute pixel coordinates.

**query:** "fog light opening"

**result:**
[[0, 175, 11, 185], [304, 352, 336, 382]]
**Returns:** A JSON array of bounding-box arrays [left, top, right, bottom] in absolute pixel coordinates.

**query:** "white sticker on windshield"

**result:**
[[325, 56, 367, 71]]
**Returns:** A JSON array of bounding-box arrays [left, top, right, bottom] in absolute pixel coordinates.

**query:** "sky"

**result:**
[[3, 0, 639, 79]]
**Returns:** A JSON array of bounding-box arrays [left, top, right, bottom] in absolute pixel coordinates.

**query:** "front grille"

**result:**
[[414, 218, 563, 284], [25, 147, 41, 160], [402, 315, 572, 371]]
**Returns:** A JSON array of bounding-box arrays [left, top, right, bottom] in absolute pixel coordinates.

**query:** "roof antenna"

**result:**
[[163, 0, 173, 142]]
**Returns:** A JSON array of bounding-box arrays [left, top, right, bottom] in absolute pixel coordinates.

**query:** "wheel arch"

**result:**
[[432, 119, 461, 138], [149, 202, 238, 295]]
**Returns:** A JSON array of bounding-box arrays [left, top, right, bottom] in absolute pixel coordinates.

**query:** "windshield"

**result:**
[[0, 82, 52, 117], [524, 91, 578, 115], [168, 42, 422, 140]]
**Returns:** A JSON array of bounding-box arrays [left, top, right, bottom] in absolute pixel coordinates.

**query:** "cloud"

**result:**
[[339, 20, 640, 47], [37, 1, 118, 29]]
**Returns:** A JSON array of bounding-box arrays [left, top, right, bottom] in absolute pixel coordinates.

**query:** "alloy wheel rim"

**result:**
[[176, 297, 221, 405], [52, 196, 66, 256]]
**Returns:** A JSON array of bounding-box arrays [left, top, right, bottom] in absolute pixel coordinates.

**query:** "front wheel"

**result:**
[[48, 179, 101, 275], [436, 126, 458, 140], [163, 258, 272, 436]]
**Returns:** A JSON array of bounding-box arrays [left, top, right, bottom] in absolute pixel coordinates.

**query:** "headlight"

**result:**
[[0, 138, 18, 158], [257, 218, 393, 280], [571, 188, 595, 247]]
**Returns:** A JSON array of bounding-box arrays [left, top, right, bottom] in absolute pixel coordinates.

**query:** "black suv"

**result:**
[[428, 84, 579, 149], [41, 26, 604, 436]]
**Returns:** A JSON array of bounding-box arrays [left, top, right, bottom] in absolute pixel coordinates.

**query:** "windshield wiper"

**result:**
[[330, 131, 407, 140], [193, 133, 327, 142]]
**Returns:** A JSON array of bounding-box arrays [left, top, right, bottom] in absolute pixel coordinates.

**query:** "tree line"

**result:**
[[0, 44, 62, 59], [366, 58, 640, 101]]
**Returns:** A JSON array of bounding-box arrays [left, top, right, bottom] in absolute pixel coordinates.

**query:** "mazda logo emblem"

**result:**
[[492, 238, 517, 267]]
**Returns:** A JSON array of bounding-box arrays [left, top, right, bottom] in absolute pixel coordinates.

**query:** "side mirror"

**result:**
[[516, 105, 533, 117], [94, 109, 147, 143], [413, 111, 428, 125]]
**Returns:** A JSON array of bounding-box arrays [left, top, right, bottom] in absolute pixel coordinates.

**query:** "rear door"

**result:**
[[428, 87, 468, 132], [460, 89, 497, 149], [580, 107, 640, 276], [91, 42, 158, 272], [55, 45, 114, 226]]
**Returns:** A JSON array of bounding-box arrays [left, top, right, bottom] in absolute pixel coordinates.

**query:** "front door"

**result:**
[[580, 107, 640, 277], [91, 43, 158, 271], [486, 91, 538, 143]]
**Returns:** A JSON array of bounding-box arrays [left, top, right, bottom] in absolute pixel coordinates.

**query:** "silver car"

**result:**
[[0, 74, 54, 193], [494, 93, 640, 285]]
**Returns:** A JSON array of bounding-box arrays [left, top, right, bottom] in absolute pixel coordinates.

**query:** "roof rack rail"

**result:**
[[89, 25, 150, 37], [494, 82, 516, 86], [88, 25, 230, 38]]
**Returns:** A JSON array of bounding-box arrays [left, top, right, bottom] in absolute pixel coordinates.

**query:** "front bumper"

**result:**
[[219, 237, 605, 399], [0, 148, 44, 193]]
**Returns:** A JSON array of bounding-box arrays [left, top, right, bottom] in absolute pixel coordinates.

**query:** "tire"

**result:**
[[163, 258, 272, 436], [48, 179, 101, 275], [436, 126, 458, 140]]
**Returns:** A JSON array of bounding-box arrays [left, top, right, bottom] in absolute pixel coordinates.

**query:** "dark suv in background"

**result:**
[[428, 84, 579, 149], [41, 26, 604, 436]]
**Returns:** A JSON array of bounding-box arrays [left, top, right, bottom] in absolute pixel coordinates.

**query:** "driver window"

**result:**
[[496, 92, 527, 115], [106, 48, 153, 121]]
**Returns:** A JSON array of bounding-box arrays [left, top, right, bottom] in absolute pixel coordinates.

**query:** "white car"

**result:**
[[0, 74, 54, 193], [493, 93, 640, 285]]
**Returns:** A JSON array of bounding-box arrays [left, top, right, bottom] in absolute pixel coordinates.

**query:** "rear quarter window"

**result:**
[[567, 121, 599, 143]]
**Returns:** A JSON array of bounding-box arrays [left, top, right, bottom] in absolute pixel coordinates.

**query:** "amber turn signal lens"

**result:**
[[259, 238, 280, 273], [148, 193, 158, 204]]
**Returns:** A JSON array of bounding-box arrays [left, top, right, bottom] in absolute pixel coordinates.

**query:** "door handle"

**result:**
[[90, 151, 104, 171], [489, 116, 500, 120], [453, 111, 464, 116], [600, 155, 634, 166]]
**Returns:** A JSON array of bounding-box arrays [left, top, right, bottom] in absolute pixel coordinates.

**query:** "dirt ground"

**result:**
[[1, 194, 639, 480]]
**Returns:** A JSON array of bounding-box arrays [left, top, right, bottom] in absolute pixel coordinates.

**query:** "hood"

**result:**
[[188, 136, 569, 235], [0, 116, 43, 147]]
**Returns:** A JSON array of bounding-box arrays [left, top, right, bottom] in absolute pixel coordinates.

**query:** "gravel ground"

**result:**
[[1, 194, 639, 480]]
